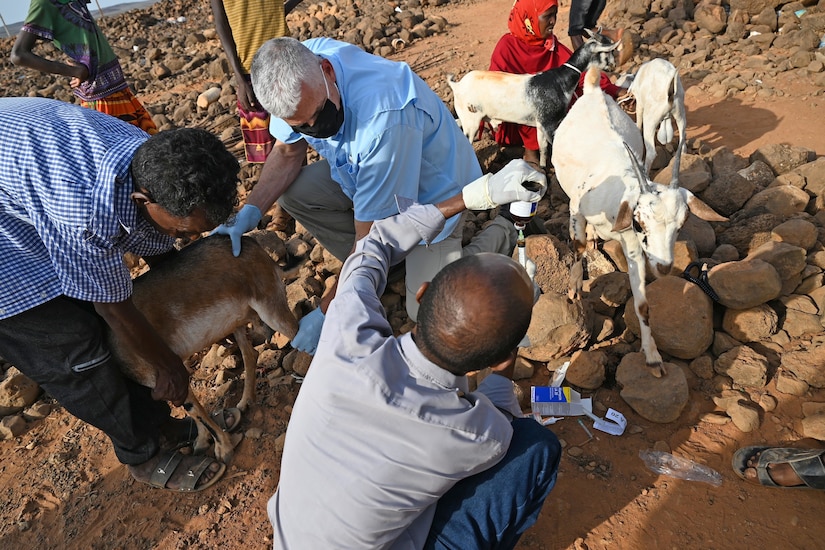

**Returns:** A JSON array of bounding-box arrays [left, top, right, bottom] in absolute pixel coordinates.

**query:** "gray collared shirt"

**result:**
[[269, 202, 522, 549]]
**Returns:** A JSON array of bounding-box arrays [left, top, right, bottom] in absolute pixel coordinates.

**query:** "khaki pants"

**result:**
[[279, 162, 517, 320]]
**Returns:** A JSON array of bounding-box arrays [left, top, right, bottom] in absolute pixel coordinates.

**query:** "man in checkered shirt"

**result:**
[[0, 97, 240, 492]]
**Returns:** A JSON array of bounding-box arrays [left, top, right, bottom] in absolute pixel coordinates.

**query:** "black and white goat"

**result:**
[[627, 58, 687, 186], [446, 30, 619, 168], [552, 66, 726, 377]]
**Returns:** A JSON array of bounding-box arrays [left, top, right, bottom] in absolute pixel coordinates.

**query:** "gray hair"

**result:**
[[251, 37, 324, 119]]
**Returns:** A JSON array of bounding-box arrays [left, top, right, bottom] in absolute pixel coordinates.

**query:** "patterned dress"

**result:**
[[21, 0, 157, 133]]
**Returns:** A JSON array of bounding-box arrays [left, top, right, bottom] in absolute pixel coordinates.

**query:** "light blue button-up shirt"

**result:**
[[0, 98, 175, 319], [268, 202, 521, 549], [270, 38, 482, 244]]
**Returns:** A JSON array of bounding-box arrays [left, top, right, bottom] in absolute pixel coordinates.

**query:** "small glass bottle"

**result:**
[[510, 201, 536, 270], [509, 201, 537, 229]]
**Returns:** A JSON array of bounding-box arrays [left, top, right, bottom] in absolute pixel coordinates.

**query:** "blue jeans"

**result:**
[[425, 418, 561, 550]]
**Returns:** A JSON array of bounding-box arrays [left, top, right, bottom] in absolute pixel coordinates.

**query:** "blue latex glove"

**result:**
[[211, 204, 262, 256], [293, 308, 325, 355]]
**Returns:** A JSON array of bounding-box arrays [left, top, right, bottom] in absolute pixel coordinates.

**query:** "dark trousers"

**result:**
[[0, 297, 170, 464], [425, 418, 562, 550], [568, 0, 607, 36]]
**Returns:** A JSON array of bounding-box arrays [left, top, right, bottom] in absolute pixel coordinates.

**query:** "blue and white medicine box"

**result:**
[[531, 386, 591, 416]]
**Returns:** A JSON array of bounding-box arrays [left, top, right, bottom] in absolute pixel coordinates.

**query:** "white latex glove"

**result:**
[[462, 159, 547, 211]]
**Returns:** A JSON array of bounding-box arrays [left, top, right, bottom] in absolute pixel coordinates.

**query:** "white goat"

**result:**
[[552, 66, 726, 377], [627, 58, 687, 186], [446, 31, 619, 168]]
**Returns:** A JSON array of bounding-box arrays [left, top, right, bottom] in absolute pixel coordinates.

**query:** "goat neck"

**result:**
[[566, 41, 596, 72]]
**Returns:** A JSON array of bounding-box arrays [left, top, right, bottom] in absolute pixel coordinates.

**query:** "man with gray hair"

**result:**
[[214, 37, 543, 355]]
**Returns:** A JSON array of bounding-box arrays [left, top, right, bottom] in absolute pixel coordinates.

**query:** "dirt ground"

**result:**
[[2, 0, 825, 549]]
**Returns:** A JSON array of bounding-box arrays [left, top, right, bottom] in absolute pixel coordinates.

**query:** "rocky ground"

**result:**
[[2, 0, 825, 548]]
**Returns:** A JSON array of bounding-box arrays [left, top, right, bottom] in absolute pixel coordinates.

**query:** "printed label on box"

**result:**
[[530, 386, 590, 417]]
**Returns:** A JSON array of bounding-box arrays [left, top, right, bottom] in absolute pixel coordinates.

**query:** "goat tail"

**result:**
[[583, 66, 601, 93], [446, 73, 457, 84], [670, 70, 679, 102]]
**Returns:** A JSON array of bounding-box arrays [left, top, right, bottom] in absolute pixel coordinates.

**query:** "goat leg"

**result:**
[[185, 387, 243, 463], [537, 126, 550, 169], [625, 248, 665, 377], [567, 213, 588, 301], [568, 259, 584, 302], [234, 326, 258, 412]]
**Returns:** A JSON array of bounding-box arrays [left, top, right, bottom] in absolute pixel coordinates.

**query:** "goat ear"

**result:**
[[682, 190, 729, 222], [584, 28, 595, 39], [612, 201, 634, 232]]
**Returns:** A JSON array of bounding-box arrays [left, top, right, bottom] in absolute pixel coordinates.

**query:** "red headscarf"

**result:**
[[507, 0, 559, 47]]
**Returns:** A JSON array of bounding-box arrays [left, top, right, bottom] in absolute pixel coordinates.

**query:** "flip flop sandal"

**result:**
[[210, 407, 243, 433], [732, 446, 825, 490], [144, 450, 227, 492]]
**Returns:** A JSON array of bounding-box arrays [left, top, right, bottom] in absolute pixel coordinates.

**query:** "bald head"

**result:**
[[415, 253, 534, 376]]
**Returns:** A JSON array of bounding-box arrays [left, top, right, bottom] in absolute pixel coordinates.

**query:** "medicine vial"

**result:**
[[510, 201, 537, 229], [509, 201, 536, 271]]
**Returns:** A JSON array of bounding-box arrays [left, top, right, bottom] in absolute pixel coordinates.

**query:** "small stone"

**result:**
[[0, 415, 26, 440], [699, 412, 731, 424], [213, 380, 233, 397], [567, 446, 584, 457], [245, 427, 264, 440], [22, 401, 51, 421], [759, 394, 778, 412], [274, 432, 287, 452]]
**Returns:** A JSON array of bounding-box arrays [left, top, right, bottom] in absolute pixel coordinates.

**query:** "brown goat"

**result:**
[[108, 235, 298, 463]]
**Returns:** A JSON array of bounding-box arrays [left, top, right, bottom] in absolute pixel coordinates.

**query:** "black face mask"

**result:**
[[291, 64, 344, 139]]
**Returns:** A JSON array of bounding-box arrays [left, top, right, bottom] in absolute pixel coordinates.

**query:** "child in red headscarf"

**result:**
[[488, 0, 623, 166]]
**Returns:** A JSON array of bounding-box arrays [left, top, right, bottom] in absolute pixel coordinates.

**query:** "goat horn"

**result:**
[[623, 142, 650, 193], [596, 40, 621, 52]]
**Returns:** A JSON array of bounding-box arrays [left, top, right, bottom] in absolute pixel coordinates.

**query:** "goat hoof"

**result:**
[[214, 432, 244, 464], [646, 363, 666, 378]]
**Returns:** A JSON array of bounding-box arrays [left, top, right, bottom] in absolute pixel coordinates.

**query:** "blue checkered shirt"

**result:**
[[0, 97, 175, 320]]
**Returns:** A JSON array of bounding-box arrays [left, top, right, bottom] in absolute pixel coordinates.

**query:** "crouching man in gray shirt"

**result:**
[[268, 162, 562, 549]]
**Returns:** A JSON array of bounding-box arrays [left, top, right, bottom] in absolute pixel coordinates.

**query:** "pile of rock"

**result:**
[[609, 0, 825, 97], [518, 138, 825, 429]]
